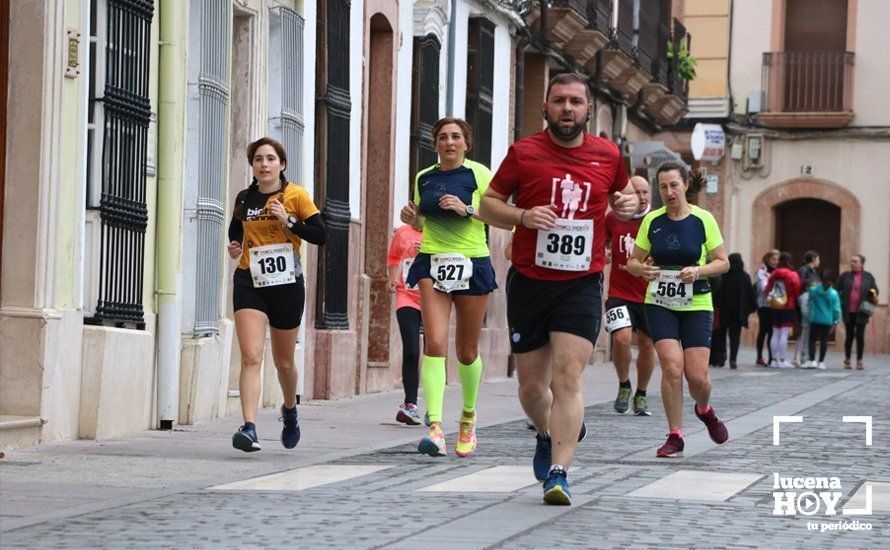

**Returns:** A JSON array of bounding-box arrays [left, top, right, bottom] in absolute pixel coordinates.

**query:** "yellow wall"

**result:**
[[143, 10, 160, 314], [56, 1, 88, 309], [684, 0, 730, 98]]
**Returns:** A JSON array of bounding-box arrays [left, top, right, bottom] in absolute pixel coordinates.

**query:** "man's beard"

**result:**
[[547, 115, 586, 141]]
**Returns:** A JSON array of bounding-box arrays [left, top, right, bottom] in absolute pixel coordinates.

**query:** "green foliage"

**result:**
[[667, 37, 698, 81]]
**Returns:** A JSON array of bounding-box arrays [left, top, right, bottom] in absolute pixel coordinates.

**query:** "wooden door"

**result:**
[[782, 0, 848, 111], [776, 198, 841, 279]]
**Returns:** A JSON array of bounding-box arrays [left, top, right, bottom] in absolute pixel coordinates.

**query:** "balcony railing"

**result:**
[[666, 18, 689, 100], [586, 0, 611, 32], [762, 51, 854, 113]]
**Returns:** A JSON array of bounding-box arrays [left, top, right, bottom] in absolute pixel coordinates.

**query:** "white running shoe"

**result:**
[[778, 360, 793, 369], [816, 362, 826, 370], [768, 360, 779, 368]]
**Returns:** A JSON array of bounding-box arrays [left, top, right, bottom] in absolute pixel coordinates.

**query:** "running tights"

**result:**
[[396, 307, 422, 405], [714, 323, 742, 363], [794, 321, 811, 362], [843, 315, 866, 361], [808, 323, 831, 362], [756, 308, 773, 362], [422, 354, 483, 424], [770, 326, 791, 361]]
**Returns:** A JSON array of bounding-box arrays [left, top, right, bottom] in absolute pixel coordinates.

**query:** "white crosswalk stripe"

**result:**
[[627, 470, 763, 502], [208, 465, 391, 491], [418, 466, 538, 493], [844, 481, 890, 513]]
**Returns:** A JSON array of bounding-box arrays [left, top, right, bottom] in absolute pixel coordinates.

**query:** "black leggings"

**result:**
[[843, 313, 866, 361], [715, 323, 742, 363], [756, 308, 773, 362], [396, 307, 422, 404], [809, 323, 831, 362]]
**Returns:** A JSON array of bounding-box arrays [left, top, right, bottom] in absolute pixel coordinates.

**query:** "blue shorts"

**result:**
[[644, 305, 713, 349], [406, 253, 498, 296]]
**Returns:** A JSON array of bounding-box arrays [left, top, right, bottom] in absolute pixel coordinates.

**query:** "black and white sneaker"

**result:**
[[232, 424, 262, 453]]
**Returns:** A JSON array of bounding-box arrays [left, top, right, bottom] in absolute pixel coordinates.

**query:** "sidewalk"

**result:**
[[2, 345, 885, 543], [0, 354, 664, 530]]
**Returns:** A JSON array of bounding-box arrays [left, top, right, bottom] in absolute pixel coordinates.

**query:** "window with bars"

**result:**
[[269, 7, 305, 182], [85, 0, 154, 328], [315, 0, 352, 330], [192, 0, 230, 335], [409, 34, 440, 192], [465, 18, 494, 168]]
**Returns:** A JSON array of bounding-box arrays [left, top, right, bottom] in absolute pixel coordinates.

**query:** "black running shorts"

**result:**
[[506, 268, 603, 354], [233, 269, 305, 330], [604, 297, 650, 336]]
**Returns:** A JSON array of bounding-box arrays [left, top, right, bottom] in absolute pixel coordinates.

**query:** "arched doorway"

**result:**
[[776, 198, 841, 277], [751, 178, 860, 281], [363, 13, 395, 368]]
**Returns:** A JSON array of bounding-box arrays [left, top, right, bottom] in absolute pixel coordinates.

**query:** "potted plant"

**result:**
[[667, 37, 697, 80]]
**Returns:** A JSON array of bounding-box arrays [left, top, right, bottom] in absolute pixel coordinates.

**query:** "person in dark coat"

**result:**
[[835, 254, 880, 369], [713, 253, 758, 368]]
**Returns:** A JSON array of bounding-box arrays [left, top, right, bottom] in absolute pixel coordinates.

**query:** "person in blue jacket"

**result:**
[[806, 270, 841, 370]]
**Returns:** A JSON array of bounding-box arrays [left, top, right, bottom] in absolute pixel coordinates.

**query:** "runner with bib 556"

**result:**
[[401, 117, 511, 458], [626, 162, 729, 458]]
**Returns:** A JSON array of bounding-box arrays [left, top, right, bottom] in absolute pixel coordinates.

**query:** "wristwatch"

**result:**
[[286, 215, 297, 229], [465, 204, 475, 218]]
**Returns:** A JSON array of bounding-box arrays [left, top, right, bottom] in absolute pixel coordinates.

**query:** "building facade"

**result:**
[[658, 0, 889, 352], [0, 0, 689, 450]]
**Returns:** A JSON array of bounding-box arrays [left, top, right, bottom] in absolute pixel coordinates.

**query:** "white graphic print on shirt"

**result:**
[[549, 173, 592, 220]]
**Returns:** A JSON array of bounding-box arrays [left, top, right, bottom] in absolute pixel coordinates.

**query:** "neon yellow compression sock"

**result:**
[[458, 355, 483, 416], [422, 355, 446, 423]]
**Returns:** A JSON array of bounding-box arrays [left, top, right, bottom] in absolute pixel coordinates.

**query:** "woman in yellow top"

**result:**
[[226, 137, 326, 453], [626, 162, 729, 458]]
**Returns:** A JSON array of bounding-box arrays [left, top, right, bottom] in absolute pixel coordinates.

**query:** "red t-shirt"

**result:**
[[604, 210, 648, 302], [386, 225, 422, 310], [489, 131, 628, 281]]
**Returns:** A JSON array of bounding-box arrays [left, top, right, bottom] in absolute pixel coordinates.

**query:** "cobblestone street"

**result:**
[[2, 350, 887, 549]]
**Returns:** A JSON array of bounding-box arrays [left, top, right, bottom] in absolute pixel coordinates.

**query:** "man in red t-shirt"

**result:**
[[480, 73, 638, 505], [603, 176, 655, 417]]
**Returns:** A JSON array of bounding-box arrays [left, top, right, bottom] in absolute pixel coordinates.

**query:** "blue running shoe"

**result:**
[[533, 432, 552, 481], [232, 424, 261, 453], [543, 468, 571, 505], [279, 405, 300, 449]]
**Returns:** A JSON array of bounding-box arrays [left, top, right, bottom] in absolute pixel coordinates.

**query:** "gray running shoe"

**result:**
[[634, 394, 651, 416], [614, 386, 632, 413]]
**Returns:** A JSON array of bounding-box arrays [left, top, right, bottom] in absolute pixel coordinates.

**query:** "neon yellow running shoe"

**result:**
[[455, 418, 477, 457], [418, 425, 447, 457]]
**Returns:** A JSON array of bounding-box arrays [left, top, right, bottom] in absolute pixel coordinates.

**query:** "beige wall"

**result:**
[[729, 139, 889, 311], [728, 0, 772, 111], [852, 0, 890, 125], [731, 0, 889, 122], [684, 0, 730, 99]]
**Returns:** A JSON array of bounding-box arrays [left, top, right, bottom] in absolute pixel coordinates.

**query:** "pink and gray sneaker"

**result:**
[[396, 403, 422, 426], [695, 405, 729, 445], [656, 433, 684, 458]]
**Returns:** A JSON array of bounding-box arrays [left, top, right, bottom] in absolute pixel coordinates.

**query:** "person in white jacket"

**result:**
[[754, 249, 779, 366]]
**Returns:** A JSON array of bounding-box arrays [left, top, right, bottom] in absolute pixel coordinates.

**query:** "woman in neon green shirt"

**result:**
[[627, 162, 729, 459], [400, 117, 510, 458]]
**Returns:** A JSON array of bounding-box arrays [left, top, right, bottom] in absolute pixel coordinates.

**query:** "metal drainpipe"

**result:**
[[446, 0, 458, 115], [513, 38, 528, 142], [156, 0, 188, 430], [514, 0, 548, 142]]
